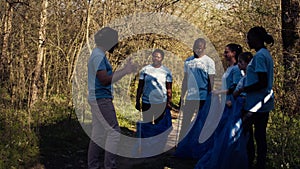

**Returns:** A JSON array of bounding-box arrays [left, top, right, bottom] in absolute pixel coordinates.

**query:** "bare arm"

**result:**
[[96, 59, 136, 86], [96, 68, 128, 86], [212, 89, 228, 95], [233, 89, 242, 99], [228, 84, 238, 95], [234, 73, 268, 98], [181, 72, 188, 100], [244, 72, 268, 92], [208, 74, 215, 92]]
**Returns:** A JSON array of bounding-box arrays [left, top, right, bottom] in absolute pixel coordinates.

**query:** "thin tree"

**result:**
[[1, 1, 13, 85], [30, 0, 48, 108]]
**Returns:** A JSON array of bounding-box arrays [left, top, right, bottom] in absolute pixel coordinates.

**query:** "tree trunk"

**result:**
[[42, 51, 48, 101], [19, 12, 28, 108], [86, 0, 93, 54], [282, 0, 299, 50], [1, 2, 13, 84], [30, 0, 48, 108], [281, 0, 300, 115]]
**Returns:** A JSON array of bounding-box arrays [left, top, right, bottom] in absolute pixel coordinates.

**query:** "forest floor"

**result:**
[[36, 117, 198, 169]]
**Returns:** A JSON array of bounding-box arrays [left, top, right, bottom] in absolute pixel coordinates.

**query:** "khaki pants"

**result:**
[[88, 99, 120, 169]]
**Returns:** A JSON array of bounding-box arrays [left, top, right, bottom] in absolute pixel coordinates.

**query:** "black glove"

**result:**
[[135, 101, 141, 111]]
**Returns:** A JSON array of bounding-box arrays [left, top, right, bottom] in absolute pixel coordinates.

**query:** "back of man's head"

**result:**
[[94, 27, 118, 51]]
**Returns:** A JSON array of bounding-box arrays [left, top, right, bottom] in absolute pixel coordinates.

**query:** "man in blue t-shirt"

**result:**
[[179, 38, 215, 142], [87, 27, 136, 169]]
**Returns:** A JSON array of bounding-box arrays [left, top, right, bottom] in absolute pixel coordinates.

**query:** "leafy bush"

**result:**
[[0, 94, 73, 168], [0, 109, 39, 169], [268, 110, 300, 168]]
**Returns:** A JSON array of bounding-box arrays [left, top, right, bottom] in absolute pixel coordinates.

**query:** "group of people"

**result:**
[[87, 25, 274, 169]]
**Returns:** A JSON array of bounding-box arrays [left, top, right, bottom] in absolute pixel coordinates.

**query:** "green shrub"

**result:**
[[0, 109, 39, 169], [268, 110, 300, 168]]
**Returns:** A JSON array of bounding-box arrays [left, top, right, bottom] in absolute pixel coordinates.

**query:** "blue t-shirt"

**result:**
[[235, 76, 246, 97], [88, 48, 113, 100], [222, 65, 242, 101], [139, 64, 172, 104], [184, 55, 215, 100], [245, 48, 274, 112]]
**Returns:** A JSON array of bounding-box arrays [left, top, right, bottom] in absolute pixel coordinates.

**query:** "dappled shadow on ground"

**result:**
[[118, 148, 197, 169], [38, 118, 197, 169], [39, 118, 89, 169]]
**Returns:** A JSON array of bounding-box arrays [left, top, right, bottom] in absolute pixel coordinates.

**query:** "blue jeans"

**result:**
[[88, 99, 120, 169]]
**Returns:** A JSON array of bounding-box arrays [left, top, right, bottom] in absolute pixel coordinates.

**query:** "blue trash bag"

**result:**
[[132, 109, 173, 157], [174, 94, 218, 159], [195, 96, 249, 169], [136, 108, 172, 138]]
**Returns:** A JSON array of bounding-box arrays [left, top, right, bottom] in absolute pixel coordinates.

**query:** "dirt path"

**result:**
[[38, 115, 197, 169]]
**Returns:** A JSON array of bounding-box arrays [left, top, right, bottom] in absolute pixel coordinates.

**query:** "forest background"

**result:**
[[0, 0, 299, 168]]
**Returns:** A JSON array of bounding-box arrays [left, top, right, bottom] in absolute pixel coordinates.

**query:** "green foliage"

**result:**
[[115, 97, 140, 130], [268, 110, 300, 168], [172, 83, 181, 106], [0, 94, 74, 168], [30, 94, 73, 126], [0, 109, 39, 169]]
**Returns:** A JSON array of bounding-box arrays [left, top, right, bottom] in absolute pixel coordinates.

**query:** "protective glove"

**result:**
[[135, 101, 141, 111]]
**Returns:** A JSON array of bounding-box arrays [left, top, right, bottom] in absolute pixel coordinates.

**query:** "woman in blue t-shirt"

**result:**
[[135, 49, 173, 124], [238, 26, 275, 169], [233, 52, 254, 99], [213, 43, 243, 108]]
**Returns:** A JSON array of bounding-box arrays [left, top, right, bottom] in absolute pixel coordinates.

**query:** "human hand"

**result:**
[[226, 100, 232, 107], [233, 90, 240, 98], [212, 90, 226, 95], [166, 102, 172, 110], [212, 90, 218, 95], [124, 58, 138, 74]]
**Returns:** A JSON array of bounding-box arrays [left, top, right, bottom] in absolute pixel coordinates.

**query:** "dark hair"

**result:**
[[238, 52, 253, 64], [226, 43, 243, 64], [94, 27, 118, 50], [152, 49, 165, 58], [193, 38, 206, 48], [248, 26, 274, 46]]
